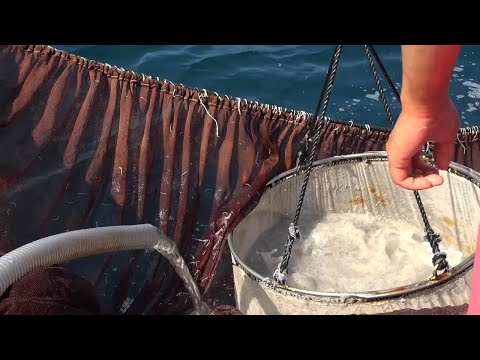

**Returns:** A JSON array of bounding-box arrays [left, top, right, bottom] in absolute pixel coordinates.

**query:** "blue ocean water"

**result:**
[[56, 45, 480, 128]]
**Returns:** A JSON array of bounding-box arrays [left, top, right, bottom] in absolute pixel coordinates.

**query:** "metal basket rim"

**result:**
[[228, 151, 476, 302]]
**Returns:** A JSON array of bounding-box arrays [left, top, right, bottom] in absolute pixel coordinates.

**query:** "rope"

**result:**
[[413, 191, 449, 273], [273, 45, 450, 285], [296, 50, 340, 171], [366, 45, 401, 101], [364, 45, 450, 275], [274, 45, 450, 285], [273, 45, 343, 285], [364, 46, 395, 127]]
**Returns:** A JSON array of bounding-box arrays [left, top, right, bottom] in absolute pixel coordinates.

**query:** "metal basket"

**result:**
[[228, 151, 477, 315]]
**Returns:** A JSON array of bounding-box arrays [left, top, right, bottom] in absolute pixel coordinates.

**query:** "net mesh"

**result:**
[[0, 45, 477, 314]]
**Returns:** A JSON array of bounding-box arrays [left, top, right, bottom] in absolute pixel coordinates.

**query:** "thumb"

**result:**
[[434, 141, 455, 170]]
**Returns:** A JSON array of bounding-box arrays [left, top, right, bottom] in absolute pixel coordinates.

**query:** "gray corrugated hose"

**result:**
[[0, 224, 209, 315]]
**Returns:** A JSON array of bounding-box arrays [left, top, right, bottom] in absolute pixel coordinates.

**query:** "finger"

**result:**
[[434, 141, 455, 170], [392, 170, 438, 190], [389, 161, 411, 188], [413, 168, 444, 187], [390, 157, 443, 190], [413, 154, 439, 175], [387, 144, 413, 187], [389, 157, 431, 190], [424, 173, 444, 187]]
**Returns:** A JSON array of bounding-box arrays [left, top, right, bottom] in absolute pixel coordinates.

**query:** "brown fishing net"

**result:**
[[0, 263, 101, 315], [0, 45, 478, 314]]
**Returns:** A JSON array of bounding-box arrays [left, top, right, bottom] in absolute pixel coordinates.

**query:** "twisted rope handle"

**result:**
[[274, 45, 344, 285], [364, 45, 450, 276], [274, 45, 450, 286]]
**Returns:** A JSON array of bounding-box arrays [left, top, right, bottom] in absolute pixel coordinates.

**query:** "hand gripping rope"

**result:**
[[273, 45, 449, 286]]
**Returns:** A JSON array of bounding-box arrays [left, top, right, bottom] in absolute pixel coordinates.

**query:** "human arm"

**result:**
[[386, 45, 461, 190]]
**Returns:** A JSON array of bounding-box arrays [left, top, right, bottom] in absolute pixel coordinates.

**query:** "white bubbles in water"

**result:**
[[253, 213, 464, 292], [467, 107, 477, 112], [468, 90, 480, 99], [462, 81, 480, 99], [457, 95, 465, 99], [463, 81, 480, 88], [454, 66, 464, 72], [339, 108, 345, 112], [353, 99, 360, 102], [365, 91, 380, 101]]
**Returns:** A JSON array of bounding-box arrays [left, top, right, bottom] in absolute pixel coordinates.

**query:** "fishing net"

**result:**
[[0, 45, 478, 314]]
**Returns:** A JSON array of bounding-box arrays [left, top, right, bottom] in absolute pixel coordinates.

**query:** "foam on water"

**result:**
[[250, 212, 465, 293]]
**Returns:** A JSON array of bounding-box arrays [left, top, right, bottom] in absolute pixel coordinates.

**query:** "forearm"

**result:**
[[401, 45, 461, 113]]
